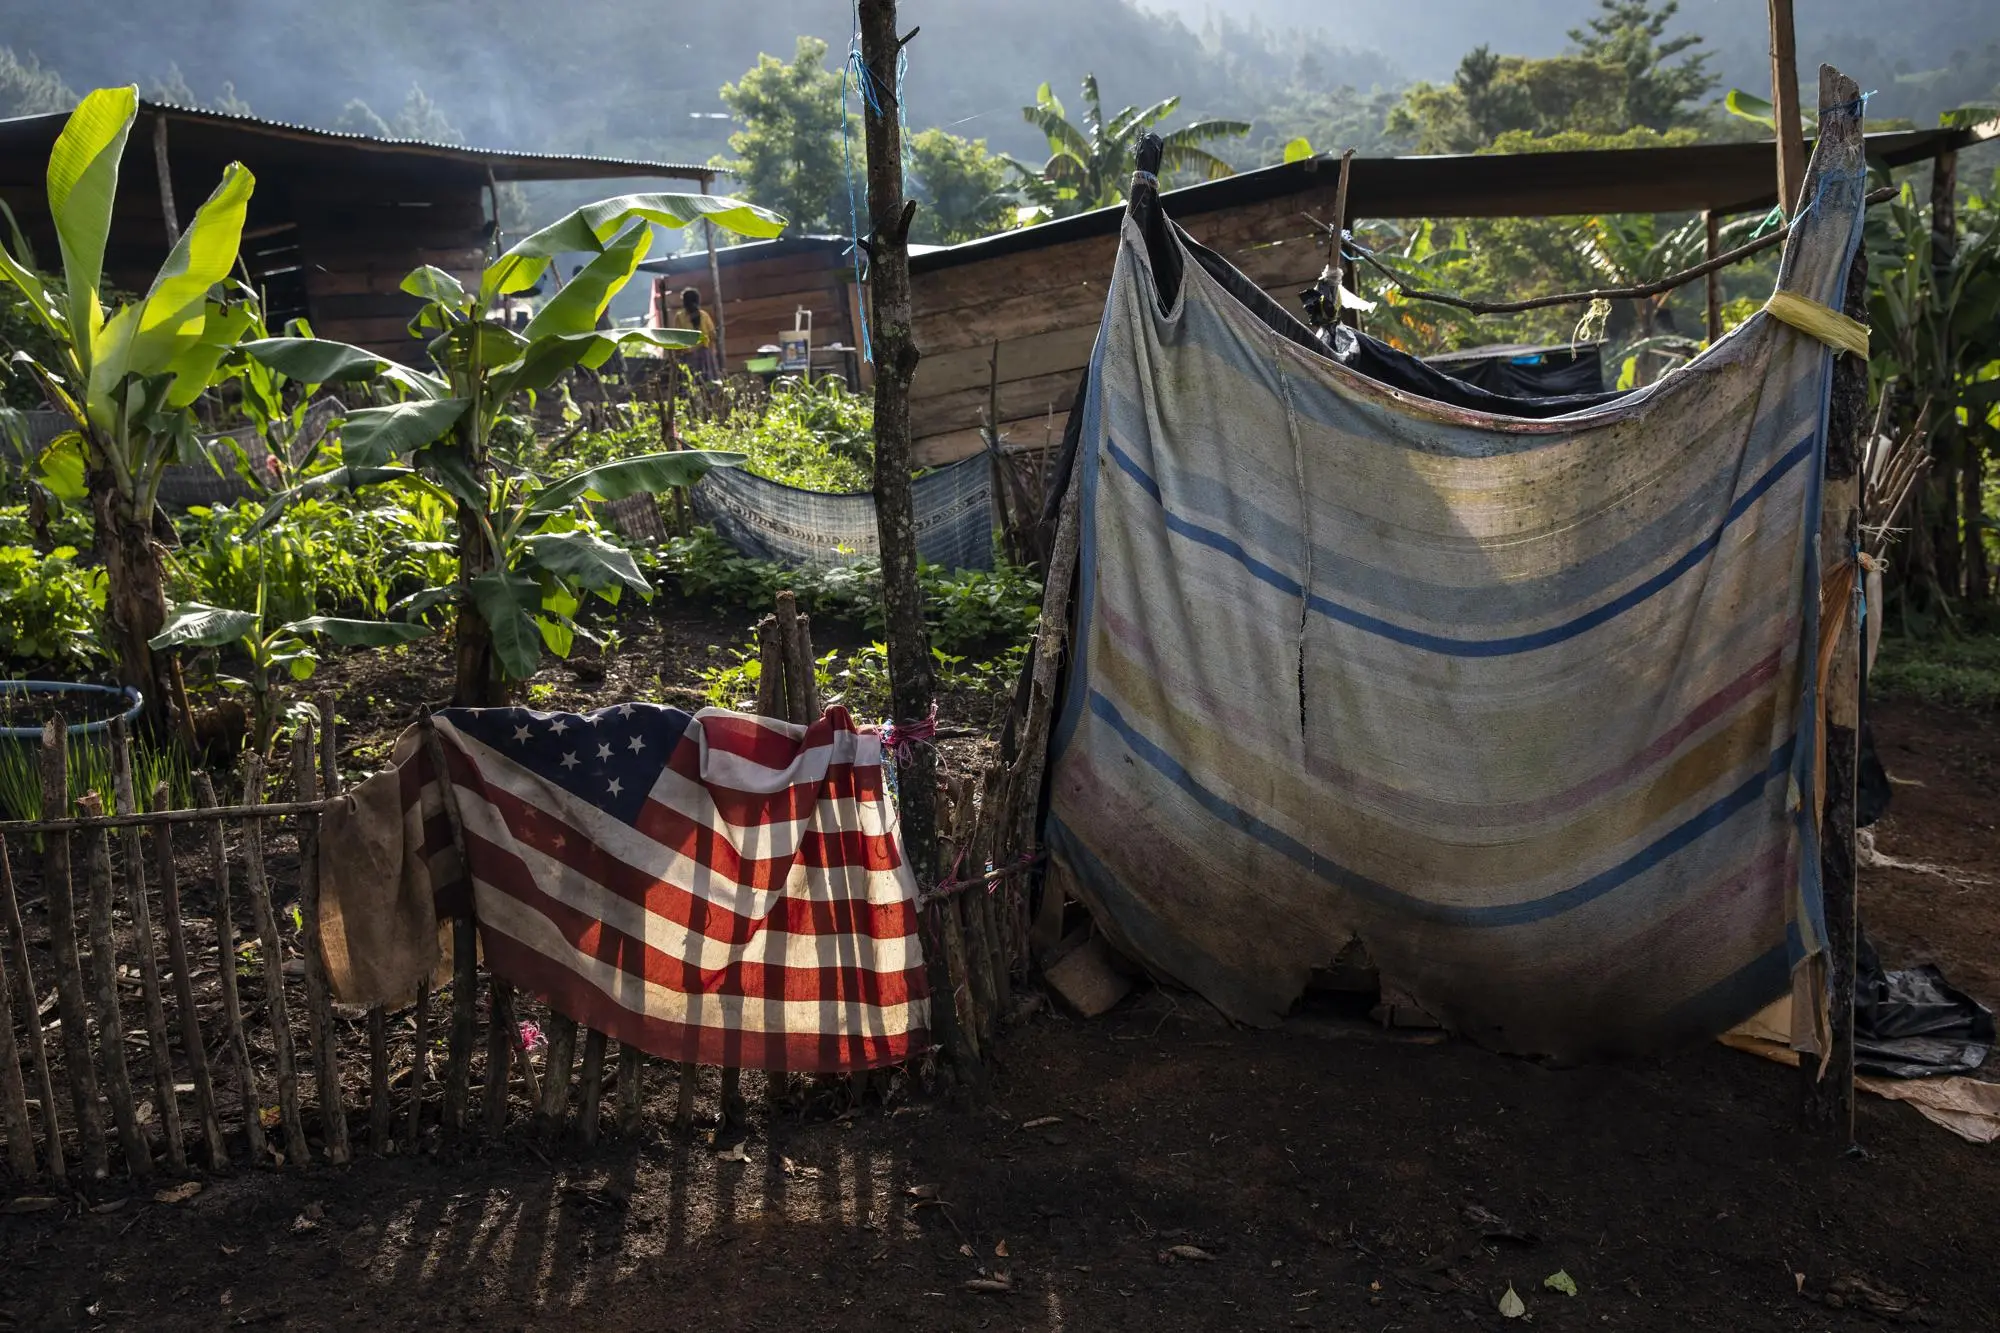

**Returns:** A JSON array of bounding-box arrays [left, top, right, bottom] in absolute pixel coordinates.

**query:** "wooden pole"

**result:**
[[152, 113, 180, 246], [0, 843, 37, 1179], [76, 794, 151, 1178], [701, 177, 729, 369], [421, 726, 481, 1137], [152, 781, 224, 1168], [534, 1013, 577, 1140], [291, 726, 350, 1164], [241, 758, 309, 1165], [1703, 210, 1723, 343], [195, 773, 264, 1164], [1768, 0, 1806, 218], [576, 1028, 607, 1146], [109, 724, 184, 1174], [1797, 65, 1866, 1142], [402, 979, 429, 1153], [483, 977, 515, 1134], [40, 723, 107, 1178], [859, 0, 974, 1084], [616, 1043, 643, 1134], [0, 841, 64, 1182]]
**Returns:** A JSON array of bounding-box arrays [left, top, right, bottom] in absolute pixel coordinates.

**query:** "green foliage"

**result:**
[[0, 540, 106, 668], [908, 129, 1016, 245], [561, 377, 876, 493], [1004, 76, 1249, 220], [714, 37, 851, 235], [1873, 635, 2000, 711], [1567, 0, 1714, 133], [0, 46, 74, 116], [0, 732, 192, 823]]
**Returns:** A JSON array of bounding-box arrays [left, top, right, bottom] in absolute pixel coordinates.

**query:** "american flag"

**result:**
[[405, 703, 930, 1073]]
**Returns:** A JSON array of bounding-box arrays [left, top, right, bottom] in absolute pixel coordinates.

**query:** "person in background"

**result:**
[[670, 286, 721, 382]]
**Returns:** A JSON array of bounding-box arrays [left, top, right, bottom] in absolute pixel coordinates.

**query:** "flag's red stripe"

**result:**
[[482, 927, 927, 1073], [660, 748, 890, 829], [466, 825, 926, 1005], [633, 794, 904, 878], [695, 709, 864, 772], [464, 781, 919, 944]]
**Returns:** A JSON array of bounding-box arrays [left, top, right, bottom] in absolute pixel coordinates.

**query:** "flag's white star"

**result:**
[[512, 724, 531, 743], [615, 703, 632, 716], [597, 742, 613, 761], [605, 777, 623, 797], [627, 735, 645, 754], [559, 752, 579, 770], [548, 717, 568, 735]]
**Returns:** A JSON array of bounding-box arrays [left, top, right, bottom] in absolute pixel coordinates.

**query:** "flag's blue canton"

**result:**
[[439, 703, 693, 826]]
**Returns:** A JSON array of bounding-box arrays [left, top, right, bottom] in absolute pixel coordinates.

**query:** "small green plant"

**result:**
[[0, 541, 107, 668], [1873, 635, 2000, 711], [0, 732, 193, 822]]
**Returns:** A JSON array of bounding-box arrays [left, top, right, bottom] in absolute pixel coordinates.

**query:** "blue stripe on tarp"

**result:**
[[1103, 431, 1816, 657], [1084, 686, 1795, 928]]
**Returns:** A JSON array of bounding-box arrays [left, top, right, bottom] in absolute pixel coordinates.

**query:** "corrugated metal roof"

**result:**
[[0, 100, 718, 184]]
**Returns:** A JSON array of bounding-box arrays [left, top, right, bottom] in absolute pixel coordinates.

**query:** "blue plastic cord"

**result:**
[[841, 0, 914, 365]]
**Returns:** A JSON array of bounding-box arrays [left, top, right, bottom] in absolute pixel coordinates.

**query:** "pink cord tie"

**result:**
[[879, 702, 939, 766]]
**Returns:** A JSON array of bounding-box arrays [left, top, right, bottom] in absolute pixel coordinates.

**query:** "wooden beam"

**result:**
[[152, 114, 180, 246], [1769, 0, 1806, 217], [1704, 209, 1723, 343]]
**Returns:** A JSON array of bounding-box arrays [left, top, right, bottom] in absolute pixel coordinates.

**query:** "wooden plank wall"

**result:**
[[907, 181, 1345, 466], [659, 249, 860, 374], [292, 178, 489, 361]]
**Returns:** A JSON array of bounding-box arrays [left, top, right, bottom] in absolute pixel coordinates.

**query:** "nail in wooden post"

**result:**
[[420, 725, 478, 1136], [291, 727, 349, 1164], [616, 1044, 643, 1134], [0, 842, 37, 1179], [241, 757, 308, 1165], [535, 1013, 577, 1139], [195, 773, 264, 1164], [576, 1028, 607, 1146], [41, 721, 107, 1177], [111, 724, 184, 1173], [484, 978, 515, 1134], [1, 841, 62, 1181], [77, 794, 151, 1179], [403, 980, 430, 1153], [152, 781, 223, 1168]]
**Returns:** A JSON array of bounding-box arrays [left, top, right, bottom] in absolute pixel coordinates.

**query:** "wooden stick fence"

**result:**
[[0, 572, 1073, 1184]]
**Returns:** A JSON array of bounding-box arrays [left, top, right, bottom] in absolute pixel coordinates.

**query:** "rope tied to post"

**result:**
[[880, 702, 939, 766]]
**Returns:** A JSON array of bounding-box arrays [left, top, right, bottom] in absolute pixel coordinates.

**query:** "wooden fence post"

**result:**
[[153, 781, 225, 1168], [292, 724, 350, 1164], [1797, 65, 1866, 1142], [195, 772, 265, 1165], [0, 842, 61, 1182], [241, 757, 309, 1165], [41, 722, 107, 1177], [421, 725, 480, 1137], [111, 722, 184, 1174], [0, 842, 37, 1179], [76, 793, 150, 1178]]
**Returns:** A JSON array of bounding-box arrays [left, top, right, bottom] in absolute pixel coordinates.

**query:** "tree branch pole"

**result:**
[[1342, 188, 1893, 316], [1703, 210, 1722, 343], [1768, 0, 1806, 218], [152, 113, 180, 246], [857, 0, 974, 1082], [700, 176, 728, 368]]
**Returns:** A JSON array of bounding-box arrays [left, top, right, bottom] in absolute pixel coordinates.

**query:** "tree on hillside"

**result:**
[[1569, 0, 1713, 133], [335, 84, 462, 142], [715, 37, 851, 235], [1005, 76, 1248, 219], [147, 62, 253, 115], [907, 129, 1015, 244], [0, 47, 74, 116]]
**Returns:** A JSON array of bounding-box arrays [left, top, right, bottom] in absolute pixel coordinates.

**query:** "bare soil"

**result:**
[[1, 618, 1996, 1333]]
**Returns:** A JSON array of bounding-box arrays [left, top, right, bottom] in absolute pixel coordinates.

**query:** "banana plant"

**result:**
[[150, 597, 427, 757], [239, 189, 784, 704], [0, 86, 257, 738]]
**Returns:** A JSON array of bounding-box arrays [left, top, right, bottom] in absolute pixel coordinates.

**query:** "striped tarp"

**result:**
[[1045, 124, 1867, 1058], [402, 704, 929, 1073], [692, 452, 995, 570]]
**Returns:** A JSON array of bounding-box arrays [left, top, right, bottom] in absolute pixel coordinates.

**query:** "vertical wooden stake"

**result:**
[[675, 1063, 698, 1131], [1797, 65, 1866, 1143], [719, 1065, 744, 1129], [241, 757, 309, 1165], [76, 794, 151, 1179], [484, 978, 515, 1134], [616, 1044, 643, 1135], [196, 773, 264, 1164], [152, 782, 224, 1168], [403, 980, 430, 1153], [152, 112, 180, 245], [859, 0, 973, 1085], [1703, 210, 1723, 344], [756, 614, 786, 719], [1768, 0, 1805, 217], [1, 841, 63, 1182], [291, 726, 350, 1164], [576, 1028, 607, 1146], [109, 726, 184, 1173], [41, 722, 107, 1177], [535, 1013, 577, 1139], [700, 176, 729, 367], [773, 593, 810, 722], [0, 842, 38, 1179]]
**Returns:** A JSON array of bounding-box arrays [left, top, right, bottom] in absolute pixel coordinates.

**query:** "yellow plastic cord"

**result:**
[[1766, 290, 1870, 358]]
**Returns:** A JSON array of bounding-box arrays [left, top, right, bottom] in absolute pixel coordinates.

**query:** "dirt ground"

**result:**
[[1, 637, 1996, 1332]]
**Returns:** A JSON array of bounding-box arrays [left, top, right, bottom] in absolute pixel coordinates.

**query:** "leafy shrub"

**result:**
[[0, 541, 107, 669], [564, 376, 876, 493]]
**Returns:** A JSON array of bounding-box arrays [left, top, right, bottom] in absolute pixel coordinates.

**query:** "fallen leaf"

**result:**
[[1, 1196, 61, 1214], [219, 1244, 240, 1257], [1795, 1272, 1807, 1295], [958, 1243, 975, 1257], [290, 1213, 318, 1234], [89, 1199, 128, 1214], [905, 1183, 940, 1201], [1544, 1269, 1577, 1297], [1499, 1284, 1526, 1319], [715, 1142, 750, 1164], [995, 1239, 1010, 1258], [1161, 1244, 1214, 1263], [965, 1275, 1013, 1294], [1020, 1116, 1063, 1131], [134, 1101, 154, 1126], [154, 1182, 203, 1205], [258, 1106, 281, 1128]]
